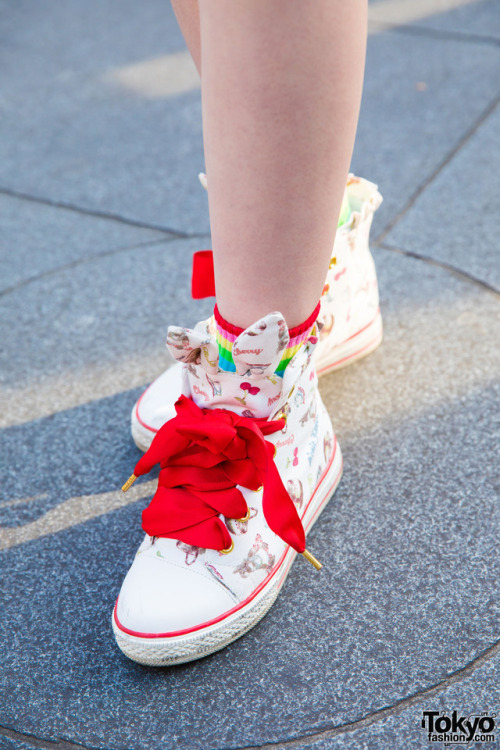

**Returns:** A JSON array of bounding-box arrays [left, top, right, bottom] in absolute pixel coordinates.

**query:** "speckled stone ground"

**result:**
[[1, 1, 499, 749]]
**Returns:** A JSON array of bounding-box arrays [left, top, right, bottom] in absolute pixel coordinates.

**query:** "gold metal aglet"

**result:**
[[122, 474, 137, 492], [302, 549, 322, 570]]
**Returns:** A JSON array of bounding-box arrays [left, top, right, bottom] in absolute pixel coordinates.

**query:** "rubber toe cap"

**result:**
[[134, 364, 184, 432], [115, 552, 237, 635]]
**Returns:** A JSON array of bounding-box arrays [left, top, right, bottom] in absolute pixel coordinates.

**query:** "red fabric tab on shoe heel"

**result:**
[[191, 250, 216, 298]]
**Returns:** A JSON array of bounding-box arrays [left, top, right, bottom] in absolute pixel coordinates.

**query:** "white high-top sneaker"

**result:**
[[113, 312, 342, 666], [314, 174, 383, 373], [131, 175, 383, 453]]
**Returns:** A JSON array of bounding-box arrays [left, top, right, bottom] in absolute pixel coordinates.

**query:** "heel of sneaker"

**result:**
[[316, 309, 383, 376]]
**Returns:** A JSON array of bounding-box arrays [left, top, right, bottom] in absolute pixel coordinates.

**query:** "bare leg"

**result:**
[[170, 0, 201, 75], [172, 0, 366, 328], [198, 0, 367, 328]]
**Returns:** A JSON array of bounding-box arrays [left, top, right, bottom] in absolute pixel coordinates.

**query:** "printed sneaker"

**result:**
[[131, 174, 383, 453], [113, 311, 343, 666], [314, 174, 383, 374]]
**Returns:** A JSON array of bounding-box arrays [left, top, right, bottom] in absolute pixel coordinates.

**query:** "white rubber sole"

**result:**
[[112, 442, 343, 667], [131, 312, 383, 454]]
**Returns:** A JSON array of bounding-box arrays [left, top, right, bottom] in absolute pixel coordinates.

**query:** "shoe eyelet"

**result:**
[[275, 410, 287, 425], [238, 508, 251, 522], [275, 411, 288, 434], [220, 540, 234, 555]]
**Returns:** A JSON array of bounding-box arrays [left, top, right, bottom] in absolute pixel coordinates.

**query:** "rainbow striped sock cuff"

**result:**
[[274, 303, 319, 376], [214, 303, 320, 376], [215, 313, 239, 373]]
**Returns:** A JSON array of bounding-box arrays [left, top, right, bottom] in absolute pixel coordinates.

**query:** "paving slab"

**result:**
[[1, 250, 498, 750], [306, 651, 500, 749], [0, 3, 498, 237], [382, 103, 500, 291], [0, 739, 41, 750], [0, 0, 207, 235], [351, 28, 499, 236], [1, 652, 499, 750], [368, 0, 500, 40], [0, 234, 213, 427], [401, 0, 500, 41], [0, 0, 187, 78], [0, 193, 168, 294]]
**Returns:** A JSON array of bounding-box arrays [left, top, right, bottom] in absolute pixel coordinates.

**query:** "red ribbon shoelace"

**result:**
[[132, 395, 306, 554]]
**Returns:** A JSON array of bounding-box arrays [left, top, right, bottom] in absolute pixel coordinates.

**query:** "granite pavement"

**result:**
[[1, 0, 499, 748]]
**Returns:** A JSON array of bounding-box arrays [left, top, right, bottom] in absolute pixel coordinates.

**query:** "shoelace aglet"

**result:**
[[122, 474, 137, 492], [302, 549, 322, 570]]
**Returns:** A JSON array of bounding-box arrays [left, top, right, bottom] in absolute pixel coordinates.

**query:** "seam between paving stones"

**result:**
[[375, 241, 500, 296], [375, 95, 500, 245], [3, 229, 494, 303], [229, 638, 500, 750], [0, 725, 102, 750], [1, 23, 498, 252], [371, 21, 500, 48], [0, 185, 195, 238], [0, 639, 498, 750], [0, 233, 211, 300]]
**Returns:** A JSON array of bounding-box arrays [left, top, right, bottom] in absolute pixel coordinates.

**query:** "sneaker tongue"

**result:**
[[166, 325, 219, 374], [232, 312, 289, 377], [166, 312, 291, 418]]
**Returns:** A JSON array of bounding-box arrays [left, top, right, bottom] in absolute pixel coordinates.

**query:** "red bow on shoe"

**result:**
[[122, 396, 321, 567]]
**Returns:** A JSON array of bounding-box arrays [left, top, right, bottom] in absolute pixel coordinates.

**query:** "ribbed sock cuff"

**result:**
[[274, 303, 320, 375], [214, 303, 320, 376], [214, 308, 242, 373]]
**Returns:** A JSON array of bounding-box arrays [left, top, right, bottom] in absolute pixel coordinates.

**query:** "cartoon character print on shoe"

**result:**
[[320, 313, 334, 339], [166, 312, 290, 419], [166, 328, 190, 356], [286, 478, 304, 510], [300, 398, 318, 427], [277, 318, 288, 353], [176, 541, 205, 566], [166, 326, 219, 373], [226, 507, 258, 535], [233, 534, 276, 579], [324, 433, 334, 464], [293, 387, 306, 407], [306, 417, 320, 466], [232, 313, 290, 377]]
